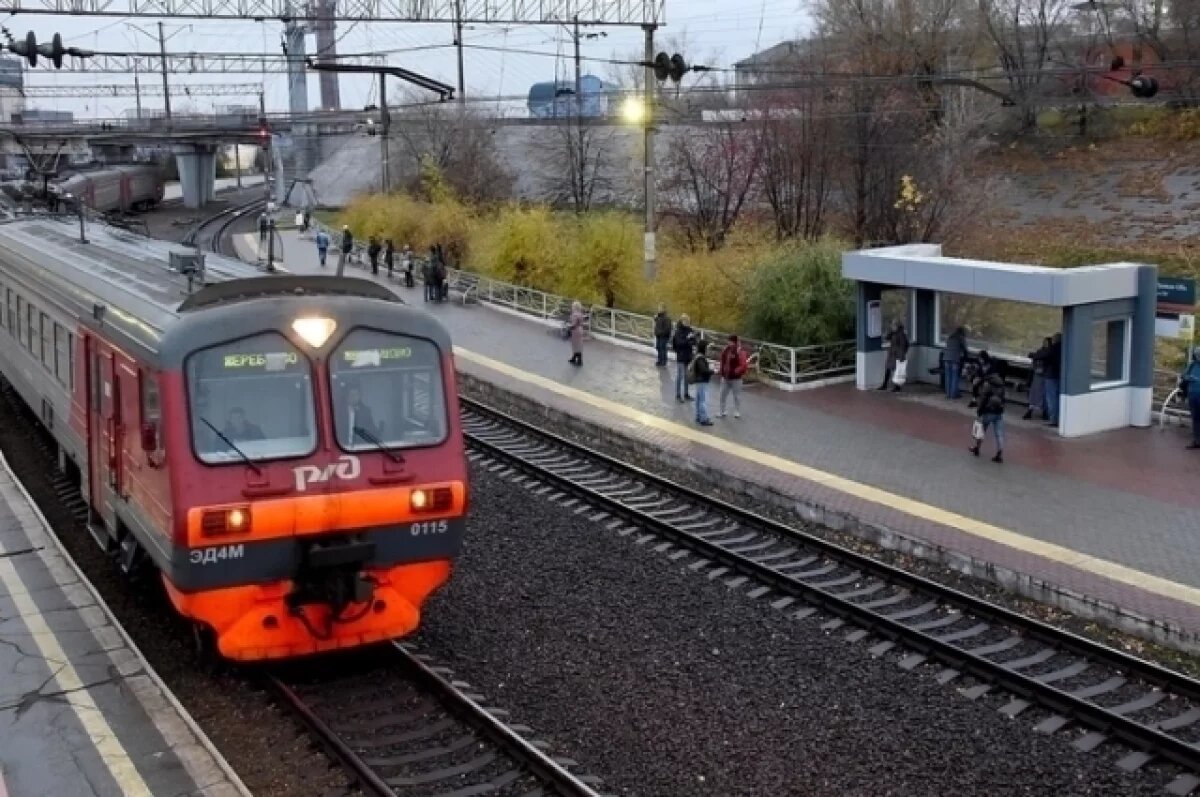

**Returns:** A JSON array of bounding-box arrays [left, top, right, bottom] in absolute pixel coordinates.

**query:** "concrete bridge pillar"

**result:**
[[173, 143, 218, 209]]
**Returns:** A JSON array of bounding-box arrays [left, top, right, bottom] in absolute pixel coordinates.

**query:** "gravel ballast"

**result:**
[[414, 462, 1178, 797]]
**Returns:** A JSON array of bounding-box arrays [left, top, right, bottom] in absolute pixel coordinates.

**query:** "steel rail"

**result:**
[[460, 397, 1200, 777], [391, 642, 607, 797], [264, 675, 398, 797]]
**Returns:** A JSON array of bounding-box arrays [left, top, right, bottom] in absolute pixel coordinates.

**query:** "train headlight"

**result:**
[[292, 317, 337, 349], [410, 487, 453, 514], [201, 506, 252, 537]]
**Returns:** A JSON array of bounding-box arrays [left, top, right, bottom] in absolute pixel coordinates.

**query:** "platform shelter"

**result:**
[[842, 244, 1157, 437]]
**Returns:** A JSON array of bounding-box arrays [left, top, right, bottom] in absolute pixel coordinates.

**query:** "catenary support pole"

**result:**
[[642, 23, 656, 280], [157, 21, 171, 123]]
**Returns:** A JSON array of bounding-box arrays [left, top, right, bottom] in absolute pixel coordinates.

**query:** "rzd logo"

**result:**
[[293, 454, 361, 492]]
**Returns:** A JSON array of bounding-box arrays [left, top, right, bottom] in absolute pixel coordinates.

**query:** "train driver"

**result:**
[[343, 385, 380, 445], [223, 407, 265, 443]]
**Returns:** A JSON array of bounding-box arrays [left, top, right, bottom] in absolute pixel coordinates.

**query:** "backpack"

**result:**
[[687, 355, 709, 385]]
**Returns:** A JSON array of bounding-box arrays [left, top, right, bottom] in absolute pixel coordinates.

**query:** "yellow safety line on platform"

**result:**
[[0, 476, 153, 796], [454, 346, 1200, 610]]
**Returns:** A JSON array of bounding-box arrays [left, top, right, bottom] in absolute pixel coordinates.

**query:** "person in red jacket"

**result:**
[[718, 335, 749, 418]]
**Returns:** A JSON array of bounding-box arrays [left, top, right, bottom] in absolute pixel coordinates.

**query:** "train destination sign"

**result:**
[[342, 347, 412, 367], [222, 351, 301, 371]]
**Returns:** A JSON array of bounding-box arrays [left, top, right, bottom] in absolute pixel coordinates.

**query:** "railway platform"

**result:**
[[0, 454, 250, 797], [242, 229, 1200, 649]]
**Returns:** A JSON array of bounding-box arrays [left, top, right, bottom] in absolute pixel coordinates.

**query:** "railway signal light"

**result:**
[[668, 53, 687, 83], [3, 30, 93, 68], [653, 52, 670, 82]]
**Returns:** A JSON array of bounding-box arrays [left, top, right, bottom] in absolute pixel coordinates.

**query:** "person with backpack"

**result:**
[[717, 335, 749, 418], [672, 314, 696, 403], [367, 236, 381, 276], [653, 305, 672, 367], [314, 228, 330, 267], [970, 372, 1007, 463], [1180, 346, 1200, 450], [687, 340, 714, 426]]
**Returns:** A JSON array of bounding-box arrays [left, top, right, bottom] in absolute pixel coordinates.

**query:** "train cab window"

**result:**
[[186, 332, 317, 464], [329, 328, 448, 452]]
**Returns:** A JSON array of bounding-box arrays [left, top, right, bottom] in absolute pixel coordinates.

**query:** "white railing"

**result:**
[[1155, 368, 1192, 427], [313, 221, 858, 389]]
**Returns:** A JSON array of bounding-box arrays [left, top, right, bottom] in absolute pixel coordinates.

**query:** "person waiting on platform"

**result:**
[[1025, 337, 1053, 421], [401, 245, 415, 288], [223, 407, 264, 443], [423, 248, 438, 301], [384, 240, 395, 279], [314, 228, 330, 268], [367, 236, 381, 276], [672, 314, 697, 403], [717, 335, 748, 418], [653, 305, 672, 367], [968, 351, 999, 409], [567, 301, 585, 366], [879, 320, 909, 392], [943, 326, 968, 400], [338, 225, 354, 274], [1180, 346, 1200, 450], [687, 339, 714, 426]]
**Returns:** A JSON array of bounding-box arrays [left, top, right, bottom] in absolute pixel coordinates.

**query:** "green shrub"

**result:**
[[743, 240, 855, 346]]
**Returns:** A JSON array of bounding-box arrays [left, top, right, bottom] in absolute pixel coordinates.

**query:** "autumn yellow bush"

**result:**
[[337, 192, 475, 263]]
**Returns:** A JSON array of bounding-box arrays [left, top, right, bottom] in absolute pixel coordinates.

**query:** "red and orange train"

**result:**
[[0, 214, 468, 661]]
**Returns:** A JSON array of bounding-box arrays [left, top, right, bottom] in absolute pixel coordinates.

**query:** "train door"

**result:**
[[86, 339, 121, 529]]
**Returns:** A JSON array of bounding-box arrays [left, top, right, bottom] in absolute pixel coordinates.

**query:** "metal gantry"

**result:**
[[0, 0, 663, 24], [45, 51, 386, 74], [22, 82, 262, 97]]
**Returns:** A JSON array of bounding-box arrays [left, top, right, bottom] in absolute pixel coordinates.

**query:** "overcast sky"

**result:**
[[9, 1, 813, 118]]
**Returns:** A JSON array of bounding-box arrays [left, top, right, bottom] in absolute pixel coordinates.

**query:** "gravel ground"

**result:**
[[413, 463, 1179, 797], [460, 380, 1200, 678], [0, 390, 354, 797]]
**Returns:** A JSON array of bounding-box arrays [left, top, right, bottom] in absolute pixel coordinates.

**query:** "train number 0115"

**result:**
[[410, 520, 449, 536]]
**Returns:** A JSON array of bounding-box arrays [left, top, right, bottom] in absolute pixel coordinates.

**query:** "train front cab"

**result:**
[[105, 297, 467, 661]]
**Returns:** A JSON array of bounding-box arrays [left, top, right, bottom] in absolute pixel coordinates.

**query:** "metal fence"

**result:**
[[1154, 368, 1191, 425], [307, 222, 856, 389]]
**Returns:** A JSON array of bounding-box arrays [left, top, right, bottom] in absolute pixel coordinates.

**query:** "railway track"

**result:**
[[266, 642, 609, 797], [460, 397, 1200, 795], [181, 196, 265, 256]]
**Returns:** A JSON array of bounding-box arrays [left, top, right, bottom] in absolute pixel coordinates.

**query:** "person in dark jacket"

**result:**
[[338, 226, 353, 276], [943, 326, 968, 399], [672, 315, 696, 403], [879, 320, 909, 392], [653, 305, 672, 367], [688, 339, 714, 426], [970, 372, 1007, 463], [968, 351, 998, 409], [1043, 332, 1062, 426], [258, 213, 269, 242], [367, 236, 381, 276], [384, 239, 395, 279], [401, 245, 415, 287], [423, 248, 437, 301]]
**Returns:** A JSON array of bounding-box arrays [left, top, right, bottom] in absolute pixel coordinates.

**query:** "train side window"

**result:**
[[15, 296, 23, 346], [140, 373, 161, 447], [25, 303, 34, 355], [5, 289, 13, 335], [53, 325, 69, 386], [39, 313, 51, 371], [68, 334, 75, 391]]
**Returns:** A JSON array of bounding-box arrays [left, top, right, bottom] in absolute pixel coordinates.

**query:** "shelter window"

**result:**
[[186, 332, 317, 464], [1091, 317, 1130, 389], [329, 328, 447, 453]]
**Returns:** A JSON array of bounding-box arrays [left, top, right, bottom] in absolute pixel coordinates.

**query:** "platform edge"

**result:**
[[0, 451, 255, 797]]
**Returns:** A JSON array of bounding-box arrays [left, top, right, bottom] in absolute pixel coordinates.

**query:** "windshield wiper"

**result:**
[[352, 425, 406, 465], [200, 416, 263, 474]]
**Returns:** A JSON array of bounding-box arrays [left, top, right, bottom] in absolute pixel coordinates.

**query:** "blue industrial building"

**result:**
[[528, 74, 609, 119]]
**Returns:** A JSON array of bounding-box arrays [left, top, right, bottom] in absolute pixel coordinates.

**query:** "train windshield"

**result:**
[[186, 332, 318, 464], [329, 328, 447, 452]]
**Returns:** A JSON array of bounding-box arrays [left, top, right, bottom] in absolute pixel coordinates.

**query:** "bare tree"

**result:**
[[976, 0, 1072, 128], [391, 98, 511, 201], [537, 119, 617, 212], [660, 120, 763, 251], [753, 88, 836, 241]]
